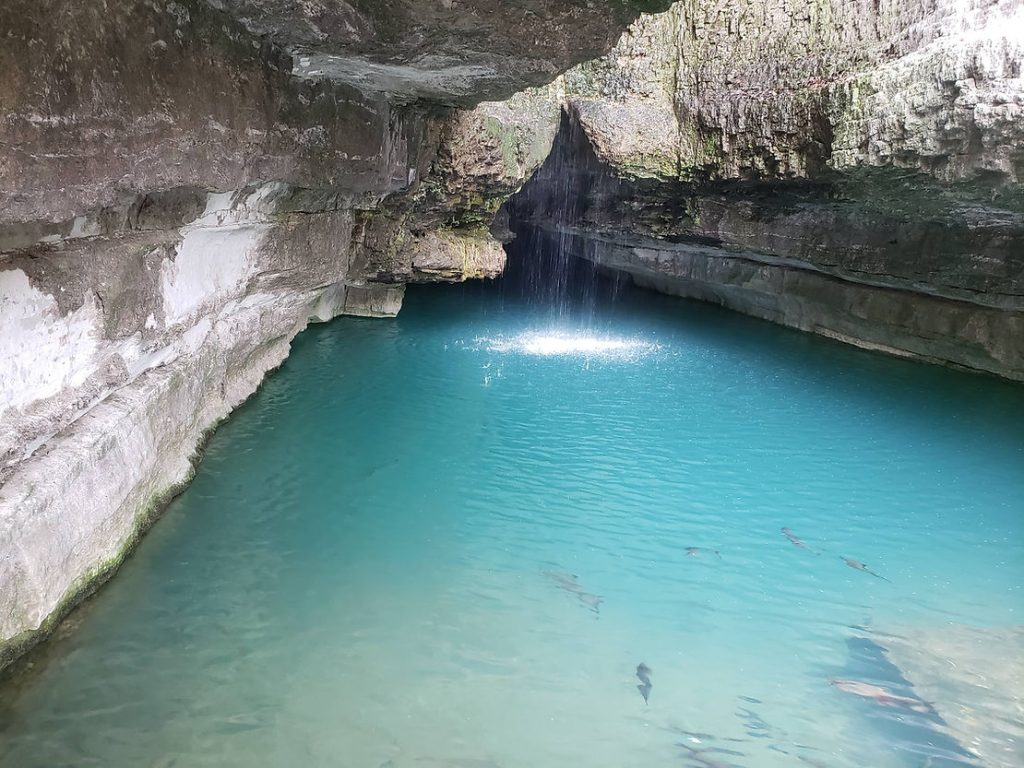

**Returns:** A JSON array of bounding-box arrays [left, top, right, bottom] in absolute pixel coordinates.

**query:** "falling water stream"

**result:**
[[1, 278, 1022, 768]]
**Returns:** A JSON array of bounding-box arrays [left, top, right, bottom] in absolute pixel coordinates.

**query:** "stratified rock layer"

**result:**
[[0, 0, 645, 670], [506, 0, 1024, 379]]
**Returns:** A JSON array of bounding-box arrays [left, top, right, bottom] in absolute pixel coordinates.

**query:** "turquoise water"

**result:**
[[1, 283, 1023, 768]]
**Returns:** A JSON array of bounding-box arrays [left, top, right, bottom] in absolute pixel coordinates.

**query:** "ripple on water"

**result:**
[[1, 285, 1022, 768]]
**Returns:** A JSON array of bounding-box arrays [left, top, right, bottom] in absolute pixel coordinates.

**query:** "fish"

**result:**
[[829, 679, 933, 714], [577, 592, 604, 612], [362, 458, 399, 479], [781, 527, 817, 554], [677, 743, 741, 768], [735, 707, 772, 738], [796, 756, 832, 768], [686, 547, 722, 558], [636, 662, 652, 704], [542, 571, 604, 614], [669, 727, 717, 743], [840, 557, 890, 582]]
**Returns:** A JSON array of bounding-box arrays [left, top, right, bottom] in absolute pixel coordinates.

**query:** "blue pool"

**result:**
[[1, 282, 1022, 768]]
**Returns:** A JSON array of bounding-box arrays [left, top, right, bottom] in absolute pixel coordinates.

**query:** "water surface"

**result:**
[[2, 283, 1022, 768]]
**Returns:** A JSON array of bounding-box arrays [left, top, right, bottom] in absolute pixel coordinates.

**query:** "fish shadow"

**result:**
[[831, 635, 979, 767]]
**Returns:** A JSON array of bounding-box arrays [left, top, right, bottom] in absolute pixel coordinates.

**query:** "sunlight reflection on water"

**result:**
[[476, 331, 662, 360]]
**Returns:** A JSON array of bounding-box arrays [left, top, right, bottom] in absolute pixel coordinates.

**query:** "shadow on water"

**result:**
[[831, 636, 980, 767]]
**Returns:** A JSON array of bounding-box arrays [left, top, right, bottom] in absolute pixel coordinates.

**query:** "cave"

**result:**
[[1, 2, 1022, 766]]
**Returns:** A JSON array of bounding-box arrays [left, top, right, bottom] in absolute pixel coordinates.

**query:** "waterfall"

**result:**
[[497, 109, 629, 324]]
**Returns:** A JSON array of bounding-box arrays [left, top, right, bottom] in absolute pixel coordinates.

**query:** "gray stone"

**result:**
[[0, 0, 641, 672], [503, 0, 1024, 379]]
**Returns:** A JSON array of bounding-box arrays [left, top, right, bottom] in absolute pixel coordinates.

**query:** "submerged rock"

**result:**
[[878, 624, 1024, 768]]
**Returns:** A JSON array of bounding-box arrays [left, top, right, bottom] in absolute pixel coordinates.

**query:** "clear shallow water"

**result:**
[[2, 283, 1023, 768]]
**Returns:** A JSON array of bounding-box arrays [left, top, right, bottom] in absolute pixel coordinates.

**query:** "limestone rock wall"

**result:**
[[558, 0, 1024, 187], [506, 0, 1024, 380], [217, 0, 675, 102], [0, 0, 636, 670]]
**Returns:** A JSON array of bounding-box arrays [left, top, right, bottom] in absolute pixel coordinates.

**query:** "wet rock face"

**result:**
[[351, 89, 562, 283], [563, 0, 1024, 188], [220, 0, 674, 102], [0, 0, 661, 225], [0, 0, 638, 670], [506, 0, 1024, 379], [0, 0, 413, 228]]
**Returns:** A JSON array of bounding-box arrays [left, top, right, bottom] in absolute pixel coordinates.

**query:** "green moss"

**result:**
[[684, 197, 702, 228], [836, 166, 1024, 217], [0, 402, 247, 679], [481, 116, 523, 178], [619, 150, 682, 181], [433, 226, 502, 281], [0, 476, 189, 676]]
